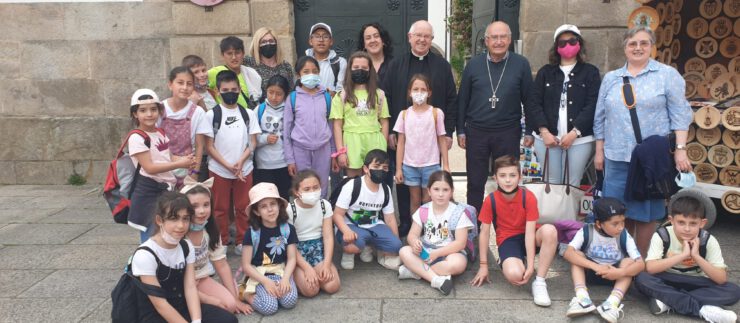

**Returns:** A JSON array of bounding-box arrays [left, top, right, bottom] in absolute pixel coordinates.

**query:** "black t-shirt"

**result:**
[[243, 223, 298, 267]]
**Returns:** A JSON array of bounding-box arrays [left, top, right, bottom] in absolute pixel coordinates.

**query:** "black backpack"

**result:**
[[656, 224, 711, 272], [580, 223, 629, 259], [212, 104, 250, 136], [487, 188, 526, 230], [328, 176, 390, 223], [329, 56, 341, 89], [111, 240, 190, 323]]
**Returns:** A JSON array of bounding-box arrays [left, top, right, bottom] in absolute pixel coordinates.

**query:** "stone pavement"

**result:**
[[0, 184, 738, 322]]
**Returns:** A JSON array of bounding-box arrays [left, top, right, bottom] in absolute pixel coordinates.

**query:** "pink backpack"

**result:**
[[418, 202, 479, 262]]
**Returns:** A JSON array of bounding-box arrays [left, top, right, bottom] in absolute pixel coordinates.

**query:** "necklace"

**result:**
[[486, 54, 509, 109]]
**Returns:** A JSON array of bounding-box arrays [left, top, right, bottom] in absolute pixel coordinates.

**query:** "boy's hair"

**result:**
[[364, 149, 389, 167], [168, 66, 194, 82], [407, 73, 432, 104], [265, 75, 291, 98], [219, 36, 245, 54], [215, 69, 239, 90], [670, 196, 705, 219], [182, 186, 221, 251], [181, 55, 206, 69], [248, 198, 289, 229], [151, 192, 193, 236], [291, 169, 321, 197], [129, 94, 162, 127], [342, 51, 379, 109], [493, 155, 520, 174]]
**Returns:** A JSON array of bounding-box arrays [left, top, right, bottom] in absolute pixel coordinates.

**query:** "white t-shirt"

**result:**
[[131, 239, 195, 276], [335, 177, 394, 229], [568, 227, 641, 265], [158, 99, 209, 150], [202, 106, 260, 179], [287, 199, 332, 241], [645, 227, 726, 277], [197, 91, 218, 111], [128, 130, 177, 184], [189, 232, 227, 279], [412, 203, 474, 249]]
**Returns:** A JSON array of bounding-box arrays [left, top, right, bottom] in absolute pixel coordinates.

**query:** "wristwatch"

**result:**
[[675, 144, 687, 150], [572, 127, 582, 137]]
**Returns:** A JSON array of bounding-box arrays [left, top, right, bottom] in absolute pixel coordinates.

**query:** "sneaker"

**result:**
[[597, 302, 624, 323], [566, 296, 596, 318], [341, 252, 355, 270], [377, 254, 400, 270], [430, 275, 453, 295], [360, 246, 374, 262], [649, 298, 671, 315], [699, 305, 738, 323], [234, 244, 242, 256], [398, 265, 420, 280], [532, 280, 552, 307]]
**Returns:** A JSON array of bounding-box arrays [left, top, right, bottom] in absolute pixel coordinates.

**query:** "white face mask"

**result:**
[[160, 225, 180, 245], [411, 91, 428, 105], [300, 191, 321, 206]]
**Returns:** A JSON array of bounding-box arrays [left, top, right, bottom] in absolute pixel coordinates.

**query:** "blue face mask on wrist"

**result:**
[[675, 171, 696, 188]]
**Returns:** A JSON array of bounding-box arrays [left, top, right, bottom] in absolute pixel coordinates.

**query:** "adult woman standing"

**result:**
[[245, 27, 295, 96], [593, 27, 692, 256], [526, 24, 601, 187], [356, 23, 393, 84]]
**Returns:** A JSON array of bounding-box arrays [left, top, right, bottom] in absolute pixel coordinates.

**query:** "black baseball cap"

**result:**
[[593, 197, 626, 221]]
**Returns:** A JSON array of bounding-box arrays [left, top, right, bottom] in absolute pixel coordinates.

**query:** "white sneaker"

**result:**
[[532, 280, 551, 307], [700, 305, 738, 323], [234, 244, 242, 256], [340, 252, 355, 270], [430, 275, 453, 295], [377, 254, 400, 270], [649, 298, 671, 315], [398, 265, 420, 280], [597, 302, 624, 323], [360, 246, 374, 262], [566, 296, 596, 317]]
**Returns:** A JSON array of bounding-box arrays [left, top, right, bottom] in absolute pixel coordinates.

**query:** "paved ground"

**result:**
[[0, 183, 738, 322]]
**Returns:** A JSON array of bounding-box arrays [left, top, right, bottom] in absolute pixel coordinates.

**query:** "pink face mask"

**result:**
[[557, 43, 581, 60]]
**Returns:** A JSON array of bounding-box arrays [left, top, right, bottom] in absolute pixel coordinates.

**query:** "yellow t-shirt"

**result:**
[[329, 89, 390, 133], [645, 226, 726, 277]]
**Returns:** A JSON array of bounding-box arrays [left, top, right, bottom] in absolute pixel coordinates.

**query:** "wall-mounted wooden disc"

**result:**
[[656, 2, 666, 23], [664, 2, 675, 23], [710, 16, 733, 39], [687, 17, 709, 39], [661, 49, 672, 65], [686, 79, 698, 98], [695, 106, 722, 130], [720, 36, 740, 59], [724, 0, 740, 18], [684, 60, 707, 75], [722, 129, 740, 149], [671, 39, 681, 59], [729, 57, 740, 76], [696, 37, 718, 58], [663, 25, 674, 47], [687, 142, 708, 164], [674, 0, 684, 12], [721, 190, 740, 213], [711, 74, 735, 101], [700, 0, 723, 19], [722, 106, 740, 131], [709, 144, 734, 168], [720, 166, 740, 187], [672, 15, 682, 35], [695, 163, 719, 183], [697, 79, 714, 99], [705, 63, 729, 81]]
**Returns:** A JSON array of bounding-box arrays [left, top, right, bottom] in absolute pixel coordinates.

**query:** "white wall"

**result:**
[[428, 0, 451, 60]]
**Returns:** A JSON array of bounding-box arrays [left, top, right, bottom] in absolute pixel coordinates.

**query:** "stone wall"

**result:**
[[0, 0, 294, 184], [520, 0, 640, 74]]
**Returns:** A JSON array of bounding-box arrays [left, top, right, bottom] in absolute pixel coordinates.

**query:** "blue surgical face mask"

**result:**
[[190, 220, 208, 232], [300, 74, 321, 89], [675, 171, 696, 188]]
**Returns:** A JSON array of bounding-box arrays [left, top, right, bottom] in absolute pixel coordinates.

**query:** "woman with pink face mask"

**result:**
[[525, 24, 601, 187]]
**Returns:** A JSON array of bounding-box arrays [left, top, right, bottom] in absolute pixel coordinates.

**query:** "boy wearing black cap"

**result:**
[[563, 197, 645, 322]]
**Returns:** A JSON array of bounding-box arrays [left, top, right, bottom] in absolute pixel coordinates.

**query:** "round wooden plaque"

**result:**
[[729, 56, 740, 76], [687, 17, 709, 39], [686, 79, 698, 99], [722, 129, 740, 149], [710, 74, 736, 101], [724, 0, 740, 18], [671, 39, 681, 59], [721, 190, 740, 214], [720, 36, 740, 59], [697, 79, 714, 99], [705, 63, 729, 81], [722, 106, 740, 131], [710, 16, 733, 39], [695, 163, 719, 183], [700, 0, 723, 19], [688, 124, 696, 142], [719, 166, 740, 187], [709, 144, 734, 168], [694, 106, 722, 130], [687, 142, 708, 165], [696, 37, 718, 58]]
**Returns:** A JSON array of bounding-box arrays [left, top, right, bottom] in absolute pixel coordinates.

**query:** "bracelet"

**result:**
[[479, 261, 488, 264], [331, 147, 347, 158]]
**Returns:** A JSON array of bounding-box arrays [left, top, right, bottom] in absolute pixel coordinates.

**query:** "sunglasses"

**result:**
[[557, 38, 579, 48]]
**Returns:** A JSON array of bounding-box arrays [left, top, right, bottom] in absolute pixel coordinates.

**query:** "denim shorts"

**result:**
[[402, 163, 440, 187], [336, 223, 402, 253], [297, 238, 324, 267]]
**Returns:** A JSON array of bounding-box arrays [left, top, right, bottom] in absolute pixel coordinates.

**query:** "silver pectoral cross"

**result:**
[[489, 95, 499, 109]]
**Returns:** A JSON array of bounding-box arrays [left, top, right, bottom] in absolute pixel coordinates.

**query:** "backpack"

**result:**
[[580, 223, 629, 260], [329, 56, 341, 89], [234, 223, 291, 299], [656, 224, 711, 272], [289, 200, 327, 222], [401, 107, 439, 125], [212, 104, 250, 136], [288, 90, 332, 118], [111, 240, 190, 323], [104, 129, 163, 224], [487, 188, 527, 230], [418, 202, 479, 262], [328, 176, 390, 223]]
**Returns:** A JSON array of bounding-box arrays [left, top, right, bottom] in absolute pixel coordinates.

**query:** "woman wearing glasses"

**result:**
[[593, 26, 692, 256], [245, 27, 295, 98], [526, 24, 601, 187]]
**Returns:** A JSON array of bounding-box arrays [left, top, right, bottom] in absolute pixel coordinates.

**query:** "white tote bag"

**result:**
[[524, 149, 585, 224]]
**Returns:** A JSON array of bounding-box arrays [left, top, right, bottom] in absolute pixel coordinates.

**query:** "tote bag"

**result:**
[[524, 149, 585, 223]]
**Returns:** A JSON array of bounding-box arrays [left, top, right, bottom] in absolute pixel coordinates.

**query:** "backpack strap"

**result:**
[[185, 101, 197, 120], [212, 105, 222, 136], [381, 183, 390, 210], [324, 91, 332, 118], [657, 225, 670, 259], [619, 229, 628, 258], [698, 229, 710, 259], [179, 239, 190, 259], [290, 200, 297, 222], [320, 199, 327, 217], [419, 204, 429, 225], [488, 192, 497, 230], [290, 91, 297, 114], [250, 227, 260, 259], [447, 203, 468, 241], [329, 56, 340, 89], [126, 246, 170, 298], [279, 223, 291, 241], [257, 102, 267, 125], [237, 105, 250, 130], [581, 223, 594, 254], [349, 176, 362, 207]]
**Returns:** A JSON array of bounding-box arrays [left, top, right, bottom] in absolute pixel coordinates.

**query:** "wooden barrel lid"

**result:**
[[687, 142, 708, 164], [720, 166, 740, 187], [696, 79, 714, 99], [709, 144, 734, 168], [672, 15, 682, 35], [628, 6, 660, 31], [694, 106, 722, 130], [722, 106, 740, 131], [688, 124, 696, 142], [726, 0, 740, 17], [671, 39, 681, 59], [710, 16, 734, 39], [722, 129, 740, 149], [695, 163, 719, 183], [696, 37, 719, 58], [720, 36, 740, 59], [700, 0, 723, 19], [687, 17, 710, 39], [705, 64, 728, 81], [710, 74, 736, 101], [721, 190, 740, 214]]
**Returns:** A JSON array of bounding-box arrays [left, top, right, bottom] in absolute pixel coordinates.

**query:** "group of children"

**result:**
[[118, 24, 739, 322]]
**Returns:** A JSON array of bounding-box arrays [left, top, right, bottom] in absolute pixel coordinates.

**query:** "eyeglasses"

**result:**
[[626, 40, 652, 49], [485, 34, 510, 42], [311, 34, 331, 40], [259, 40, 277, 46], [412, 33, 433, 40], [557, 38, 579, 48]]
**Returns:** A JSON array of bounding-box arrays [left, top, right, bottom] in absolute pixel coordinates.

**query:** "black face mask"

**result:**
[[259, 44, 277, 59], [221, 92, 239, 105], [351, 69, 370, 84], [497, 185, 519, 195], [369, 169, 387, 184]]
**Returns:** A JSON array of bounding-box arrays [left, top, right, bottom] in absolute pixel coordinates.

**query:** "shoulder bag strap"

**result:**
[[621, 76, 642, 144]]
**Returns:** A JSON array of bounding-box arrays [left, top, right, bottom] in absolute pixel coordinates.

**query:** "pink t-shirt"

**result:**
[[392, 106, 446, 167], [128, 130, 177, 184]]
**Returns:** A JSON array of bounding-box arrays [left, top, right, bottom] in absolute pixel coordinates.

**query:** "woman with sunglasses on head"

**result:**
[[525, 24, 601, 187]]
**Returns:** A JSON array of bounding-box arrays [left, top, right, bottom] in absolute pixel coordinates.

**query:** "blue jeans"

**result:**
[[533, 137, 594, 187]]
